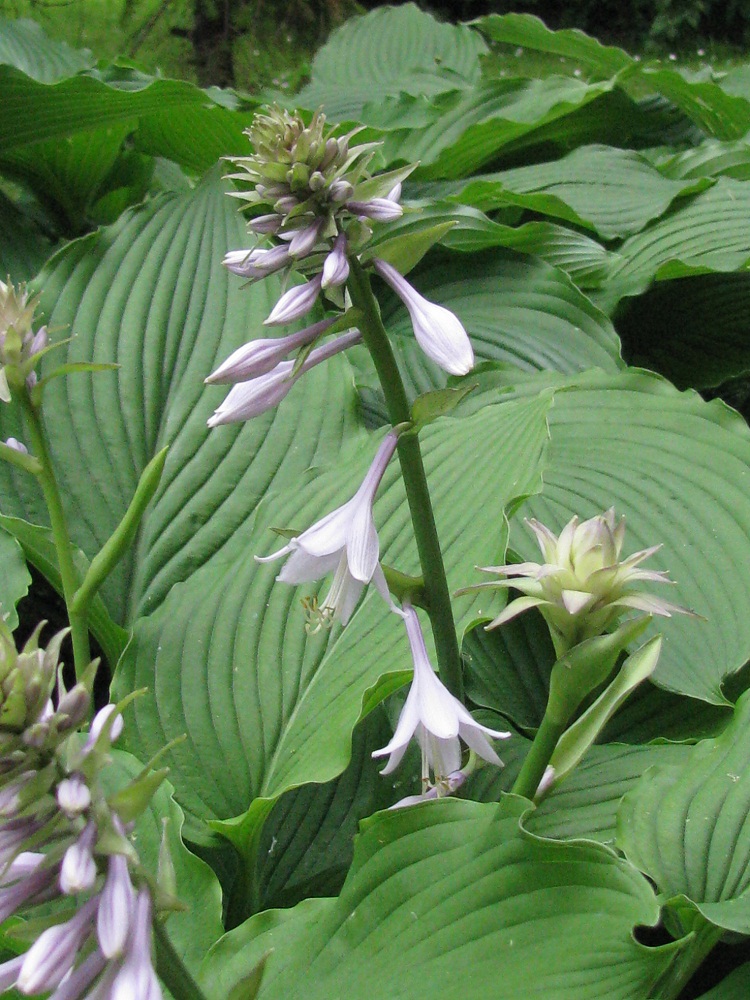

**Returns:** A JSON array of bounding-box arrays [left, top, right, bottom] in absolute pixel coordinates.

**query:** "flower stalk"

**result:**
[[17, 390, 90, 682], [346, 257, 463, 700]]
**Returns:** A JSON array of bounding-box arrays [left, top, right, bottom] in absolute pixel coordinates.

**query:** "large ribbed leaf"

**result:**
[[296, 3, 486, 121], [447, 145, 709, 239], [112, 393, 551, 823], [618, 691, 750, 933], [378, 251, 621, 399], [0, 64, 251, 171], [601, 178, 750, 309], [695, 965, 750, 1000], [200, 798, 674, 1000], [0, 168, 362, 627], [617, 273, 750, 390], [474, 13, 634, 81], [0, 528, 30, 631], [0, 16, 94, 80], [506, 369, 750, 705]]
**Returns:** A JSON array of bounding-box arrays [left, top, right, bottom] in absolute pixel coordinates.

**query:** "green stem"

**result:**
[[154, 919, 210, 1000], [511, 711, 567, 801], [650, 918, 723, 1000], [19, 391, 90, 680], [347, 258, 463, 700]]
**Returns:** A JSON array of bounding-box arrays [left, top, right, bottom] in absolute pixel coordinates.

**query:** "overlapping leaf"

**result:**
[[0, 528, 30, 630], [295, 2, 487, 121], [200, 797, 674, 1000], [618, 691, 750, 933]]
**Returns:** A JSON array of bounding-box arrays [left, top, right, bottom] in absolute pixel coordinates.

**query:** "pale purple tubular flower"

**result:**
[[4, 437, 27, 454], [0, 853, 54, 922], [287, 217, 325, 259], [223, 243, 290, 280], [373, 605, 509, 787], [109, 890, 162, 1000], [60, 822, 97, 894], [56, 775, 91, 817], [256, 431, 399, 625], [265, 273, 323, 326], [0, 954, 23, 992], [321, 233, 350, 289], [207, 329, 361, 426], [374, 258, 474, 376], [390, 769, 467, 809], [17, 896, 98, 993], [83, 704, 123, 755], [345, 198, 403, 222], [97, 853, 135, 958], [248, 213, 283, 234], [48, 949, 107, 1000], [205, 317, 336, 384], [387, 182, 402, 203]]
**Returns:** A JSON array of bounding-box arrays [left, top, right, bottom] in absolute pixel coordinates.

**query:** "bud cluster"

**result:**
[[0, 278, 48, 404], [0, 619, 165, 999], [225, 105, 406, 287]]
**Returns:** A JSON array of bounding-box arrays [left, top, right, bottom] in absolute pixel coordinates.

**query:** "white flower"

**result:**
[[372, 605, 509, 787], [256, 431, 398, 625], [345, 197, 403, 222], [321, 233, 350, 289], [373, 258, 474, 376], [109, 890, 162, 1000], [207, 329, 361, 426], [17, 896, 98, 993], [464, 508, 696, 654]]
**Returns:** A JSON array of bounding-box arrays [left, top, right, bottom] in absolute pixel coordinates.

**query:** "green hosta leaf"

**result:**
[[693, 964, 750, 1000], [473, 13, 634, 81], [377, 251, 622, 399], [446, 145, 710, 240], [0, 17, 94, 81], [295, 3, 487, 121], [656, 138, 750, 181], [103, 747, 224, 974], [0, 190, 55, 281], [642, 68, 750, 141], [200, 797, 674, 1000], [617, 273, 750, 390], [514, 369, 750, 705], [0, 64, 251, 171], [113, 393, 551, 823], [0, 121, 147, 235], [527, 742, 692, 843], [602, 178, 750, 310], [0, 527, 30, 630], [0, 167, 362, 627], [381, 75, 615, 180], [618, 690, 750, 933], [255, 708, 410, 910], [0, 514, 128, 669]]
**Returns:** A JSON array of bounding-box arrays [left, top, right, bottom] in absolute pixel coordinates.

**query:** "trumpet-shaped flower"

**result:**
[[256, 431, 398, 625], [372, 605, 509, 789], [373, 259, 474, 376], [207, 329, 361, 426], [264, 274, 323, 326], [463, 508, 695, 655]]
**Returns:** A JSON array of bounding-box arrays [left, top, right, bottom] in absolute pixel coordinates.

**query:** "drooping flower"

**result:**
[[461, 508, 696, 655], [256, 431, 399, 626], [372, 604, 509, 793], [207, 328, 361, 426], [373, 259, 474, 376]]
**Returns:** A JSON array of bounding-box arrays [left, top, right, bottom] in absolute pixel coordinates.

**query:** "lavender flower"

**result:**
[[373, 604, 509, 795], [257, 431, 399, 626], [0, 278, 48, 403]]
